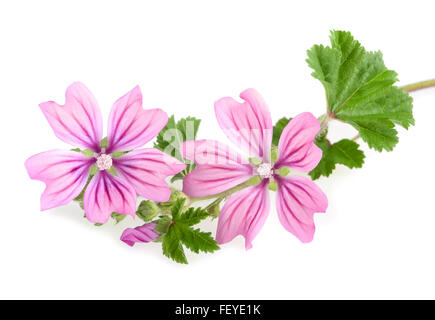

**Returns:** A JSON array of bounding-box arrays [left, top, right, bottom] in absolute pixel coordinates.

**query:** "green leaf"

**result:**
[[158, 197, 219, 264], [328, 139, 365, 169], [307, 30, 414, 152], [154, 115, 201, 161], [154, 115, 201, 180], [272, 117, 291, 146], [170, 163, 196, 182], [175, 224, 220, 254], [162, 227, 188, 264], [154, 115, 179, 158], [177, 207, 209, 226], [309, 137, 335, 180], [309, 137, 365, 180], [177, 116, 201, 143], [170, 172, 185, 183]]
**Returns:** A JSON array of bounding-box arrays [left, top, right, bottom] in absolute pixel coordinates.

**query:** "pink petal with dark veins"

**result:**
[[106, 86, 168, 153], [275, 112, 322, 172], [39, 82, 103, 151], [114, 148, 186, 202], [276, 175, 328, 243], [83, 171, 136, 223], [181, 140, 254, 197], [216, 180, 270, 250], [25, 149, 93, 210], [214, 88, 273, 161]]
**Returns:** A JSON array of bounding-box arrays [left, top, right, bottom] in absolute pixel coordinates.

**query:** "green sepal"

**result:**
[[248, 157, 262, 167], [206, 199, 222, 219], [278, 167, 290, 177], [111, 212, 127, 224], [100, 137, 108, 148], [89, 165, 98, 176], [81, 149, 95, 157], [107, 166, 117, 176], [271, 145, 278, 163], [112, 151, 128, 158], [247, 176, 261, 186], [268, 181, 277, 191]]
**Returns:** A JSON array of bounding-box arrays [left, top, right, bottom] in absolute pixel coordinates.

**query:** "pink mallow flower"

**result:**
[[120, 223, 160, 246], [25, 82, 186, 223], [180, 89, 328, 249]]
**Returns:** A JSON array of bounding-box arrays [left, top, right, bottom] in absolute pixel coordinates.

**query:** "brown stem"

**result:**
[[401, 79, 435, 93]]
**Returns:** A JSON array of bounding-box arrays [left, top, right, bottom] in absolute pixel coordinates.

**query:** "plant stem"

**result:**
[[186, 178, 258, 206], [319, 114, 329, 133], [351, 134, 360, 142], [401, 79, 435, 93]]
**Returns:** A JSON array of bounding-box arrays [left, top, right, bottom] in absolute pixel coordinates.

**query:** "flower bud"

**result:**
[[120, 223, 160, 247], [136, 200, 160, 222]]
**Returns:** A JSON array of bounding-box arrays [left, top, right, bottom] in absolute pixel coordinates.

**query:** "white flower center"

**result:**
[[257, 163, 273, 179], [96, 154, 112, 171]]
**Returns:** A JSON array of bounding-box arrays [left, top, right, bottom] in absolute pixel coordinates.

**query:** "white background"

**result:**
[[1, 0, 434, 299]]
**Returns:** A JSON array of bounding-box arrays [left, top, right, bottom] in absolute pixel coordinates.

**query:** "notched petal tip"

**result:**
[[106, 88, 168, 152], [38, 83, 103, 151], [216, 182, 270, 249], [276, 175, 327, 243], [276, 112, 322, 172], [83, 172, 136, 224], [25, 150, 92, 212]]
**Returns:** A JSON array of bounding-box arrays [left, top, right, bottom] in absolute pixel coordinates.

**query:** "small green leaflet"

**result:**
[[309, 137, 365, 180], [154, 115, 201, 182], [272, 117, 291, 146], [160, 199, 219, 264], [307, 30, 414, 152], [162, 227, 187, 264]]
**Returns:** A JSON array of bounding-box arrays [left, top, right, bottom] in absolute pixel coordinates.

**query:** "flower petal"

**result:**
[[83, 171, 136, 223], [113, 148, 186, 202], [214, 88, 273, 161], [39, 82, 103, 151], [25, 150, 93, 211], [276, 175, 328, 243], [275, 112, 322, 172], [216, 181, 270, 250], [120, 223, 160, 247], [181, 140, 254, 197], [106, 86, 168, 153]]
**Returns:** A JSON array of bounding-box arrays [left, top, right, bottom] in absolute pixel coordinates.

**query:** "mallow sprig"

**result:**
[[25, 30, 435, 264]]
